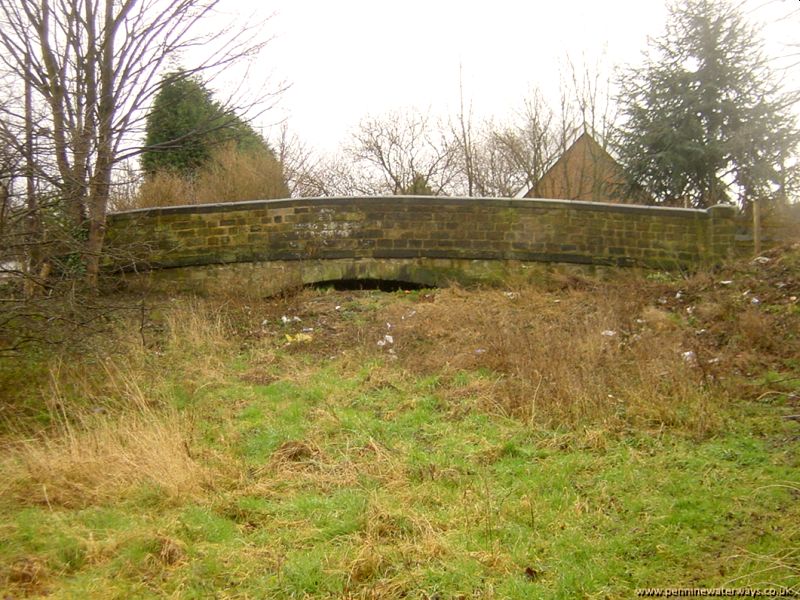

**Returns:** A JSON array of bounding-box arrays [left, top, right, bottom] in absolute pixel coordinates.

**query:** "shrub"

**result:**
[[134, 143, 289, 208]]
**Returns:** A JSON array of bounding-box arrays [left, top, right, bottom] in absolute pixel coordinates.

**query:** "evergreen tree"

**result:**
[[614, 0, 799, 209], [399, 173, 435, 195], [142, 71, 277, 177]]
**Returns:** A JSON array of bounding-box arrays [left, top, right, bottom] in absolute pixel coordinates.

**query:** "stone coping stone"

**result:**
[[109, 196, 732, 220]]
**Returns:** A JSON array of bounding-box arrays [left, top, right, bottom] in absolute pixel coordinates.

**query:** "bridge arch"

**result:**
[[104, 196, 736, 296]]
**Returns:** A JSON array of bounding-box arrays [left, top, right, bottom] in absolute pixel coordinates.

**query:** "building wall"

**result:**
[[528, 133, 631, 203]]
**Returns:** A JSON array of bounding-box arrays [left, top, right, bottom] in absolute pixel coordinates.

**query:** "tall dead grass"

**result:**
[[158, 297, 237, 391], [384, 281, 724, 435], [194, 143, 288, 204], [135, 169, 195, 208], [135, 143, 288, 208], [0, 298, 238, 508], [1, 407, 209, 508], [1, 356, 210, 508]]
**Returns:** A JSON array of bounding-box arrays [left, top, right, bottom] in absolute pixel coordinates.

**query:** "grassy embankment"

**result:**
[[1, 247, 799, 599]]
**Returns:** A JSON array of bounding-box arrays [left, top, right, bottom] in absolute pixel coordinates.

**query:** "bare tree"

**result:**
[[0, 115, 19, 219], [272, 123, 326, 198], [0, 0, 275, 288], [526, 62, 623, 202], [564, 55, 618, 148], [495, 92, 560, 195], [450, 90, 559, 198], [474, 125, 549, 197], [288, 59, 621, 202], [347, 110, 458, 195], [451, 66, 479, 196], [0, 98, 46, 292], [302, 154, 378, 197]]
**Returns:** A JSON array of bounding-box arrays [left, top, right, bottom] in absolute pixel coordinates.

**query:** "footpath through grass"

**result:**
[[1, 248, 799, 598]]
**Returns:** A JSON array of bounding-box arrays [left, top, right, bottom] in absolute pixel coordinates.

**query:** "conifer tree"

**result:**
[[614, 0, 799, 209], [142, 71, 277, 177]]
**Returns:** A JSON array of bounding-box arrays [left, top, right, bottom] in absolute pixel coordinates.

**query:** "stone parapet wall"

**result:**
[[105, 197, 737, 276]]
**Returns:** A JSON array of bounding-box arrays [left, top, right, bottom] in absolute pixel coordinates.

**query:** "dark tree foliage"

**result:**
[[399, 173, 434, 196], [142, 71, 275, 176], [614, 0, 800, 209]]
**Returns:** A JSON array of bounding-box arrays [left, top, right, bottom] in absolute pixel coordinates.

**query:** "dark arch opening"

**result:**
[[308, 278, 431, 292]]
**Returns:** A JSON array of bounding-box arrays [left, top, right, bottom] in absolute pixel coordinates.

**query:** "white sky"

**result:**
[[210, 0, 799, 154]]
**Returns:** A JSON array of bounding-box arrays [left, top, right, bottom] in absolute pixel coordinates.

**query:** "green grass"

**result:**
[[4, 367, 796, 598], [1, 279, 799, 598]]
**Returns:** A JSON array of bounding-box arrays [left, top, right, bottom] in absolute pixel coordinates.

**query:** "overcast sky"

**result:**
[[210, 0, 799, 153]]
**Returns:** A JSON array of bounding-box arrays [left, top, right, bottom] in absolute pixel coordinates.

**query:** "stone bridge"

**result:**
[[105, 196, 736, 295]]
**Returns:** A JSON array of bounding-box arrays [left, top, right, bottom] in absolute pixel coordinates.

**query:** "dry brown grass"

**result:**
[[0, 298, 240, 509], [194, 143, 288, 203], [372, 282, 725, 434], [4, 556, 48, 595], [135, 143, 287, 208], [1, 249, 798, 596], [341, 492, 454, 597], [4, 245, 797, 511], [195, 263, 795, 437], [135, 169, 195, 208], [158, 297, 237, 392], [12, 297, 237, 419], [0, 408, 210, 508]]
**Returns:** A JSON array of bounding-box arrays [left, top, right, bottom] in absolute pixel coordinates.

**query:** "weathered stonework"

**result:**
[[104, 196, 737, 295]]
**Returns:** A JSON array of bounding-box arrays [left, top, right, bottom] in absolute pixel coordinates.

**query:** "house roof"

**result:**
[[516, 130, 630, 202]]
